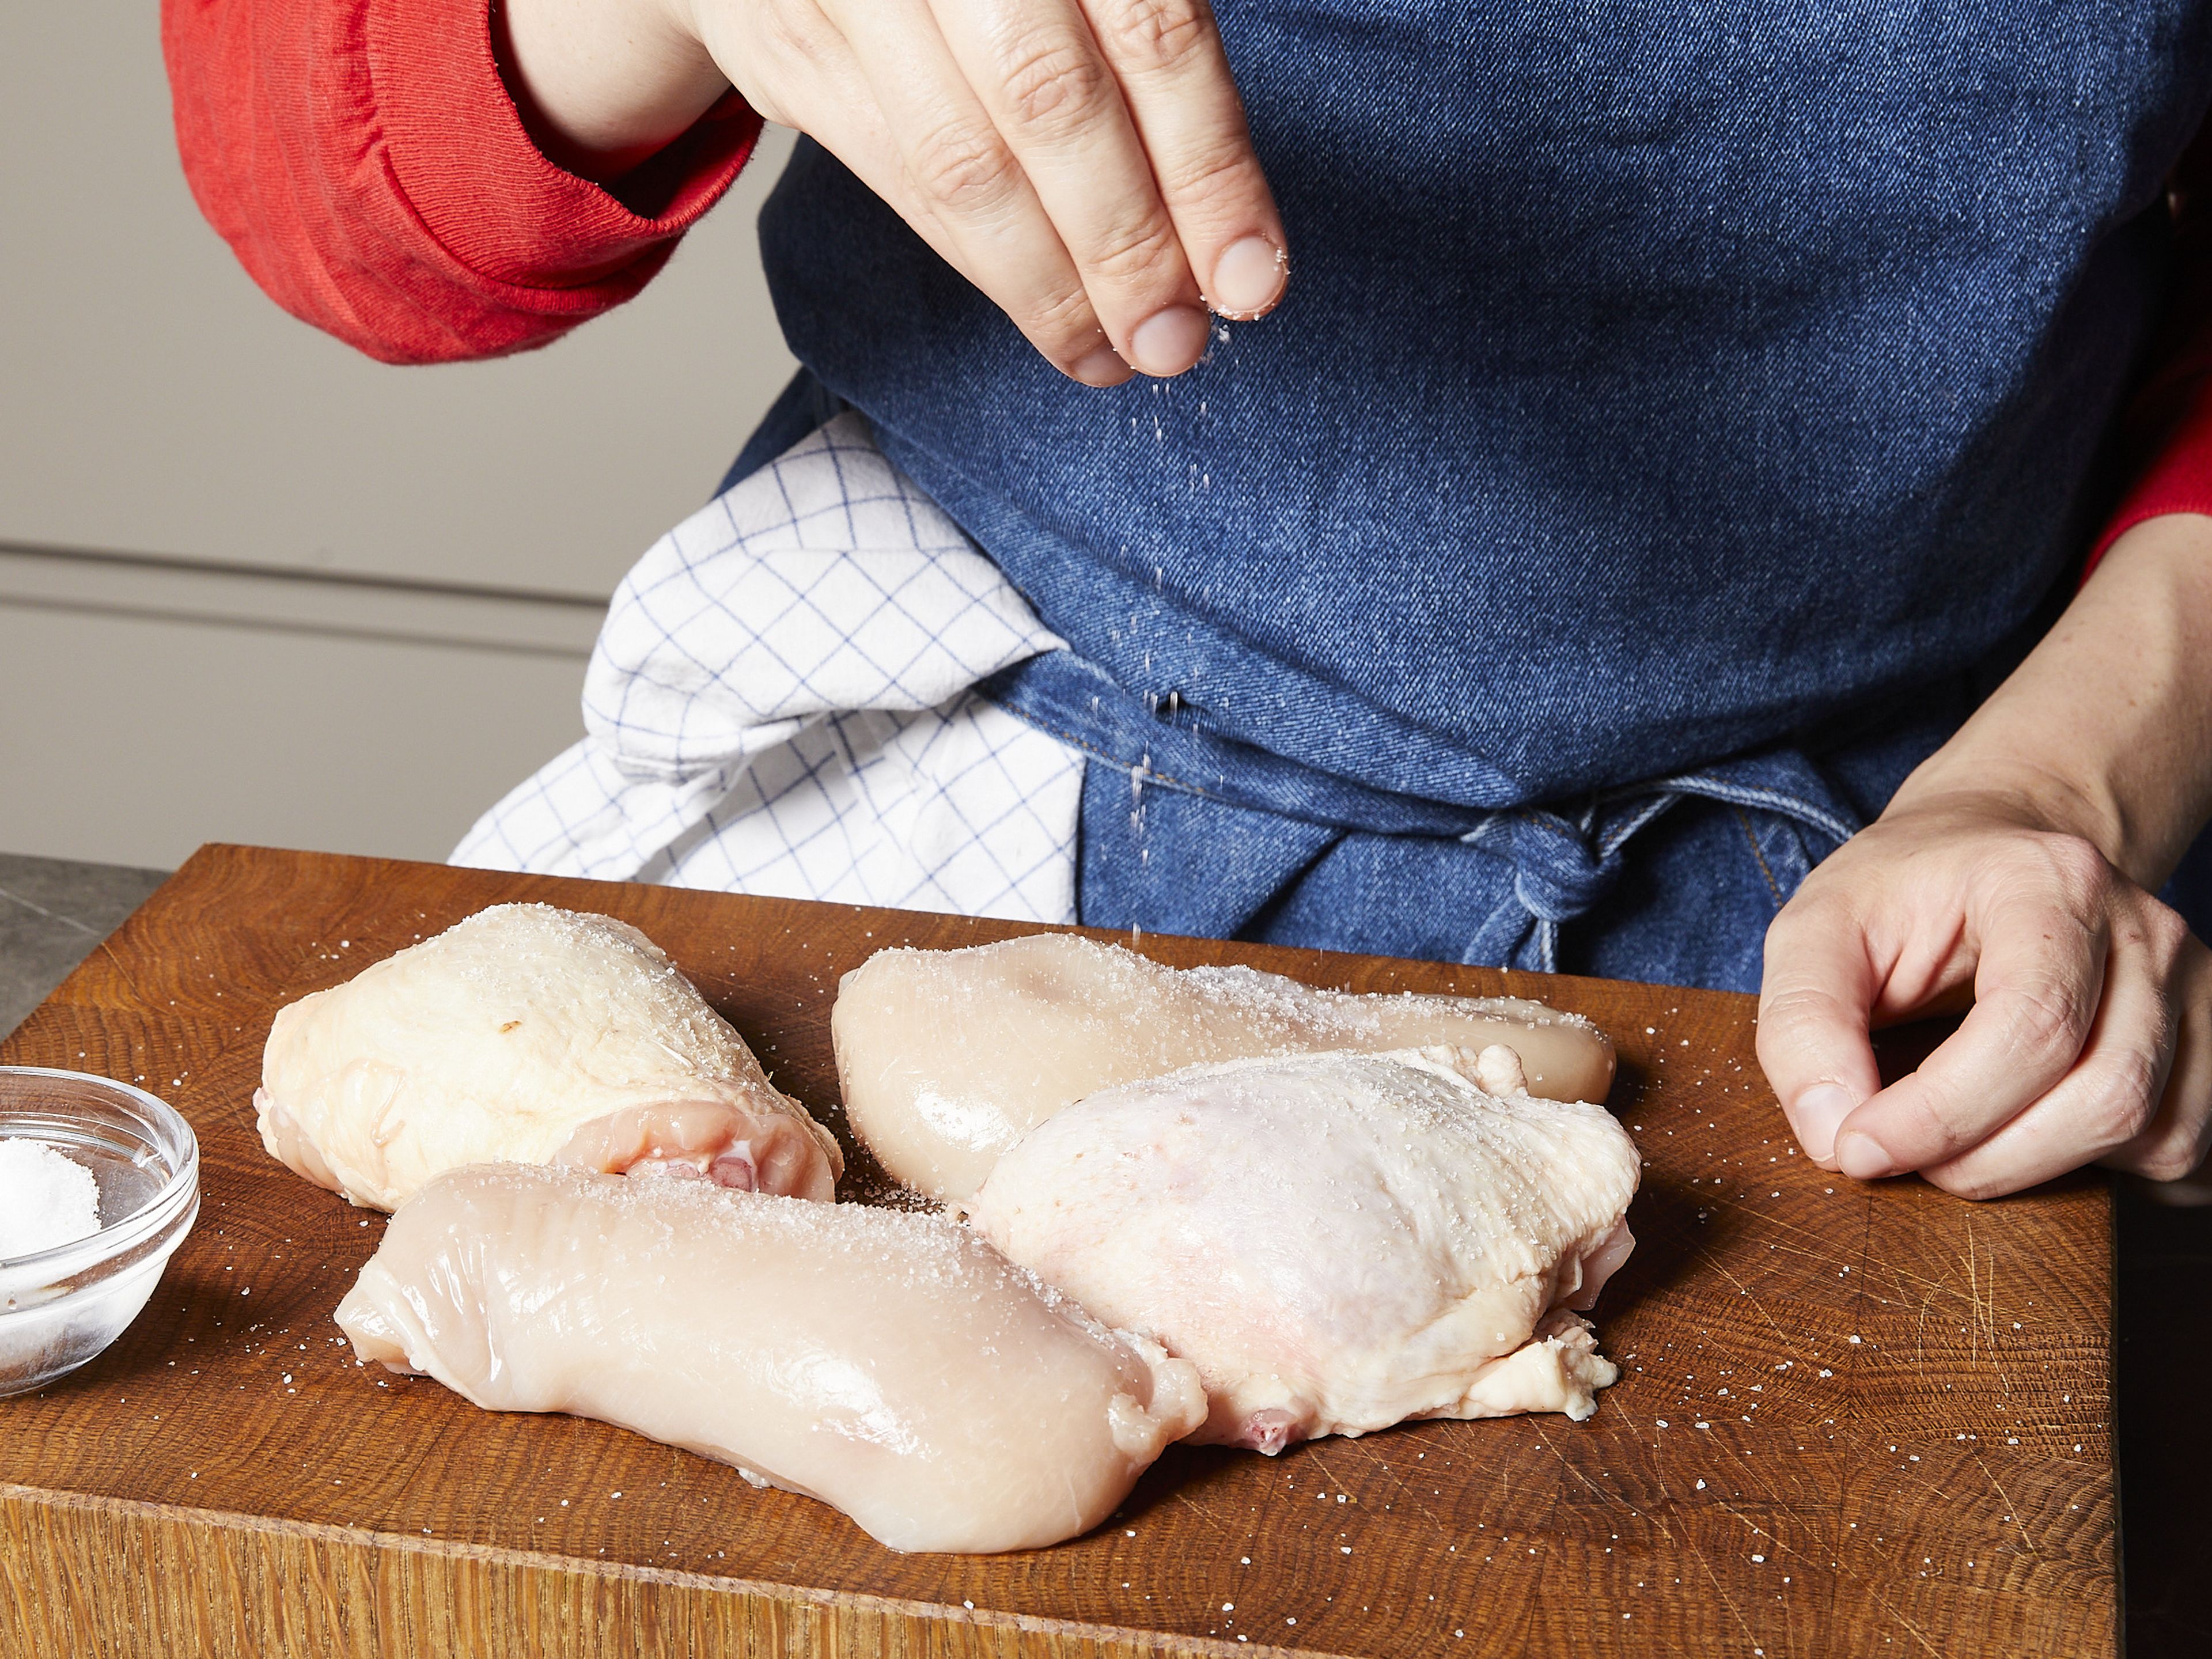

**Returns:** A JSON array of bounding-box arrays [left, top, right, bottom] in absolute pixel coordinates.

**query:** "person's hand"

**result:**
[[1757, 783, 2212, 1198], [501, 0, 1289, 384], [1755, 511, 2212, 1200]]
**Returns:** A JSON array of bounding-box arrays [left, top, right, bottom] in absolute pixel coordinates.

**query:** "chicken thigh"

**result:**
[[968, 1045, 1640, 1452], [337, 1164, 1206, 1553], [834, 933, 1615, 1200], [257, 904, 841, 1210]]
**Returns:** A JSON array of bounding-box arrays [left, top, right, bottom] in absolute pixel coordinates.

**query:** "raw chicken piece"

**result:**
[[337, 1164, 1206, 1553], [257, 904, 840, 1211], [968, 1044, 1640, 1452], [834, 933, 1615, 1200]]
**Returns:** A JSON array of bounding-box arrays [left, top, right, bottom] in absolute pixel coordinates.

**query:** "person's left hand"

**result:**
[[1756, 781, 2212, 1198]]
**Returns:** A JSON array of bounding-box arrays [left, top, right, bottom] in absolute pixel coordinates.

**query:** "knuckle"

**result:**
[[1756, 983, 1836, 1026], [2079, 1050, 2162, 1151], [1753, 987, 1849, 1059], [997, 31, 1112, 132], [1926, 1166, 2007, 1203], [1779, 869, 1861, 924], [2134, 1139, 2206, 1183], [1085, 215, 1183, 287], [1999, 977, 2092, 1056], [2123, 1062, 2212, 1183], [1097, 0, 1216, 75], [1885, 1090, 1976, 1165], [1750, 1026, 1788, 1081], [1762, 892, 1850, 958], [1024, 283, 1105, 352], [2136, 897, 2192, 960], [2021, 832, 2110, 908], [1160, 135, 1257, 206], [1759, 910, 1809, 961], [759, 5, 830, 66], [909, 120, 1020, 212]]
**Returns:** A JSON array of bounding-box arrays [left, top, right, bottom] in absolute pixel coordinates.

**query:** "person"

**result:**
[[165, 0, 2212, 1198]]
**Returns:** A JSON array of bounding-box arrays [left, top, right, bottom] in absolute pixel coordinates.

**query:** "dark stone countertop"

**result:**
[[0, 850, 2202, 1654], [0, 853, 171, 1040]]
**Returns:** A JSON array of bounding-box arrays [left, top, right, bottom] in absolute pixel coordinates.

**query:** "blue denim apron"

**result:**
[[736, 4, 2212, 990]]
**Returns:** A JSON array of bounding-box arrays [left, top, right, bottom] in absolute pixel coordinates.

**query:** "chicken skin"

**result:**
[[338, 1164, 1206, 1552], [834, 933, 1615, 1200], [968, 1045, 1639, 1452], [257, 904, 841, 1210]]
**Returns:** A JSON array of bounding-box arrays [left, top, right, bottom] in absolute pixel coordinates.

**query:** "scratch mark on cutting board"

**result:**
[[1594, 1407, 1685, 1546], [1719, 1207, 1859, 1259], [1680, 1527, 1760, 1654], [96, 932, 143, 998], [1688, 1246, 1798, 1351], [1710, 1498, 1777, 1551], [1169, 1486, 1215, 1527], [1709, 1498, 1812, 1659], [1295, 1448, 1361, 1508], [1961, 1218, 2016, 1399], [1527, 1422, 1615, 1510], [1859, 1581, 1945, 1658], [1327, 1435, 1446, 1535], [1970, 1454, 2039, 1555]]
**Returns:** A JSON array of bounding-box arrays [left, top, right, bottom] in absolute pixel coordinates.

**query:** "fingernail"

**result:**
[[1836, 1131, 1896, 1181], [1792, 1084, 1856, 1164], [1127, 306, 1210, 377], [1069, 346, 1132, 388], [1210, 235, 1286, 317]]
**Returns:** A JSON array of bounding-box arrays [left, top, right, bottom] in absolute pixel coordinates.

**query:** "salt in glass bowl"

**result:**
[[0, 1066, 200, 1398]]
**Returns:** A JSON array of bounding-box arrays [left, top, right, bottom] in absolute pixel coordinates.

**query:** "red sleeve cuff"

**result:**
[[2086, 372, 2212, 575], [163, 0, 757, 365], [368, 0, 757, 296], [2084, 116, 2212, 577]]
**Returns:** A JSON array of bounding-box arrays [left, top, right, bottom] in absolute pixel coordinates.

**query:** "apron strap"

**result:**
[[988, 649, 1865, 971], [1460, 759, 1863, 972]]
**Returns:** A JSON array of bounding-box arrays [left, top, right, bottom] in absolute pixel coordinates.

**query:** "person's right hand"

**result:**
[[503, 0, 1289, 384]]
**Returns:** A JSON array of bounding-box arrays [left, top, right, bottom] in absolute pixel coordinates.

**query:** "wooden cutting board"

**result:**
[[0, 844, 2113, 1658]]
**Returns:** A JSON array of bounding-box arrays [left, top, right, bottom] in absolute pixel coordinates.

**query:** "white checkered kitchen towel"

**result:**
[[453, 413, 1085, 922]]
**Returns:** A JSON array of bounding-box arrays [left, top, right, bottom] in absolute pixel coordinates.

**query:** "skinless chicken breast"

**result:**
[[338, 1163, 1205, 1553], [834, 933, 1615, 1201]]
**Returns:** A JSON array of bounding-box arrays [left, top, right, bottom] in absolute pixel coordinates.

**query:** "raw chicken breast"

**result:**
[[834, 933, 1615, 1200], [968, 1045, 1640, 1452], [257, 904, 840, 1211], [336, 1164, 1206, 1553]]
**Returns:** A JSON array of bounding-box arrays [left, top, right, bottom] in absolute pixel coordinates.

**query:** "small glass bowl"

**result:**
[[0, 1067, 200, 1399]]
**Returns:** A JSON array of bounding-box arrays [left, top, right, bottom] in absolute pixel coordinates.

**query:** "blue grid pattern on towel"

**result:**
[[453, 414, 1082, 923]]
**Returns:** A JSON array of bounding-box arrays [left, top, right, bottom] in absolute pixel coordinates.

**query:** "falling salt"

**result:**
[[0, 1139, 101, 1257]]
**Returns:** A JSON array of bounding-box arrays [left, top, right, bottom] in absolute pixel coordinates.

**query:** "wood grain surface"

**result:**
[[0, 844, 2115, 1658]]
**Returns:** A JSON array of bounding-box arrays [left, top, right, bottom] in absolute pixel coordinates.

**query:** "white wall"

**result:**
[[1, 2, 802, 867]]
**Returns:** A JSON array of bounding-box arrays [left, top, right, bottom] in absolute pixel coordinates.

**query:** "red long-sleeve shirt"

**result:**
[[160, 0, 2212, 567]]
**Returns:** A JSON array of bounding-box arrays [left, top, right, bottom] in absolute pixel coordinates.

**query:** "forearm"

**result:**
[[498, 0, 727, 180], [1891, 513, 2212, 889]]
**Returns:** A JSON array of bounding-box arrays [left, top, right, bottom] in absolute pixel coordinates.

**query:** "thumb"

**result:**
[[1758, 895, 1886, 1166]]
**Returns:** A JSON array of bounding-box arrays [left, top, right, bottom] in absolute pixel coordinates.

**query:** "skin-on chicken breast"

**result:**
[[968, 1044, 1640, 1453], [337, 1163, 1206, 1553], [833, 932, 1615, 1201], [257, 904, 841, 1210]]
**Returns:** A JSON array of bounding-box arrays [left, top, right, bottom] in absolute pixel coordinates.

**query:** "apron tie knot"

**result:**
[[1501, 808, 1635, 924]]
